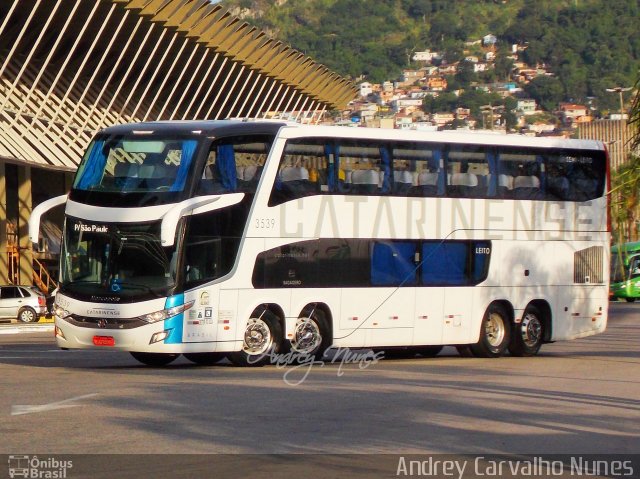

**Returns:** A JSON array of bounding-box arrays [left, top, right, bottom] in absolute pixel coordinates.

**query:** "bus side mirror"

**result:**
[[36, 238, 46, 253], [29, 194, 68, 244]]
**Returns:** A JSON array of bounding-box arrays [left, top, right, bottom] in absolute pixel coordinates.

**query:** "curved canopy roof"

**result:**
[[0, 0, 356, 170]]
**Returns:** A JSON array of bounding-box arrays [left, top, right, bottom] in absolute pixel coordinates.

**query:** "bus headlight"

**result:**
[[137, 301, 194, 324], [53, 304, 71, 319]]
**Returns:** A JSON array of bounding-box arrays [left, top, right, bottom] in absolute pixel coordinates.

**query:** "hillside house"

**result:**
[[432, 112, 455, 127], [483, 34, 497, 46], [438, 64, 457, 75], [516, 99, 537, 115], [426, 77, 448, 91], [412, 50, 441, 63], [392, 98, 423, 113], [455, 108, 471, 119], [473, 63, 488, 73], [359, 82, 373, 97], [559, 103, 591, 125]]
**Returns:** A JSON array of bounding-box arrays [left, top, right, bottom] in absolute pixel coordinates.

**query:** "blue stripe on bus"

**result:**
[[164, 294, 184, 344]]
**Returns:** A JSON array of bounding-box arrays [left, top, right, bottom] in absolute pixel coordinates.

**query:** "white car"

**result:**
[[0, 285, 47, 322]]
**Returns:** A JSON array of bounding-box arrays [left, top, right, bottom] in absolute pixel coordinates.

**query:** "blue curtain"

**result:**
[[379, 146, 392, 193], [324, 144, 334, 190], [76, 140, 106, 189], [371, 242, 417, 286], [487, 149, 499, 196], [537, 155, 546, 191], [422, 242, 467, 285], [325, 143, 340, 191], [433, 149, 445, 196], [216, 143, 237, 191], [171, 140, 198, 192]]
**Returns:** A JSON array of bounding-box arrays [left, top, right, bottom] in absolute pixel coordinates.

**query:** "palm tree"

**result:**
[[611, 76, 640, 243]]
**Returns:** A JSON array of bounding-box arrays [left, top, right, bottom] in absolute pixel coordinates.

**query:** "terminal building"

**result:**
[[0, 0, 356, 292]]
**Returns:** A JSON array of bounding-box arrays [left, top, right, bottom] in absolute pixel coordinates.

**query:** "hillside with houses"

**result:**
[[224, 0, 640, 136]]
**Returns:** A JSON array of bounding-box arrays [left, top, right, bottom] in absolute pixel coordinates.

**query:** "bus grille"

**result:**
[[574, 246, 604, 284]]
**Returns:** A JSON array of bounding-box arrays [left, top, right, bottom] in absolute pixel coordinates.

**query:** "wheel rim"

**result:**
[[21, 310, 34, 322], [521, 313, 542, 347], [485, 312, 506, 347], [242, 318, 273, 355], [291, 317, 321, 354]]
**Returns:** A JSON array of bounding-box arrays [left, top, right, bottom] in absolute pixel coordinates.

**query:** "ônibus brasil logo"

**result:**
[[8, 455, 73, 479]]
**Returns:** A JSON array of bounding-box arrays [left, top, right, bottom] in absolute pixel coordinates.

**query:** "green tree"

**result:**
[[525, 76, 564, 111], [455, 60, 477, 88], [494, 51, 514, 82]]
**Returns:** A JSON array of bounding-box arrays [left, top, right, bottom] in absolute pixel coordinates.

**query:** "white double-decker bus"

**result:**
[[30, 120, 610, 366]]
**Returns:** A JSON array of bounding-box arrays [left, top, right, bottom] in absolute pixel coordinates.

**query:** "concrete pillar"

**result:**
[[17, 165, 33, 285], [0, 162, 8, 284]]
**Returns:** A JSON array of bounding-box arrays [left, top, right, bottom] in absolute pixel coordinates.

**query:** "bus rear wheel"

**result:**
[[130, 352, 179, 366], [228, 309, 283, 367], [184, 353, 226, 365], [470, 303, 511, 358], [456, 346, 475, 357], [290, 309, 331, 360], [509, 305, 544, 357], [625, 298, 636, 303]]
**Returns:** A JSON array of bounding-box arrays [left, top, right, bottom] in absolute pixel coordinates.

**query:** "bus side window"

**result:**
[[269, 141, 329, 206], [630, 257, 640, 278]]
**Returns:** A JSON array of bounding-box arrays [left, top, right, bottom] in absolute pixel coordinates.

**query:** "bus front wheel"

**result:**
[[228, 309, 283, 367], [130, 352, 179, 366], [184, 353, 226, 365], [625, 298, 636, 303], [470, 303, 511, 358], [509, 305, 544, 357]]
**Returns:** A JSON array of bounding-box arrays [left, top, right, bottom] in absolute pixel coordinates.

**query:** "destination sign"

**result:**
[[73, 221, 110, 234]]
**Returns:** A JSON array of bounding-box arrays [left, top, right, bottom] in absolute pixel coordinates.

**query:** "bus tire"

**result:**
[[625, 298, 636, 303], [130, 352, 179, 366], [228, 309, 283, 367], [17, 306, 38, 323], [417, 346, 443, 358], [184, 353, 226, 365], [456, 346, 475, 357], [290, 309, 331, 360], [470, 303, 511, 358], [509, 305, 544, 357]]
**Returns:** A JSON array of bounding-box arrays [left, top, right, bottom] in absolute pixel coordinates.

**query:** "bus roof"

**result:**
[[278, 124, 605, 151], [611, 241, 640, 254], [97, 119, 291, 137], [97, 119, 605, 152]]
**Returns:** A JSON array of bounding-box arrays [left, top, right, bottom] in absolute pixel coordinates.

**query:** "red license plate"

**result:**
[[93, 336, 115, 346]]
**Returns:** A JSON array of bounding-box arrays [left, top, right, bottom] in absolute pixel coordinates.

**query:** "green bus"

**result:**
[[610, 241, 640, 302]]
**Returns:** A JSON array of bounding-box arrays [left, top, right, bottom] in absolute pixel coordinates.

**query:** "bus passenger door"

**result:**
[[420, 242, 476, 344], [413, 287, 444, 346], [442, 288, 473, 344], [339, 241, 417, 347]]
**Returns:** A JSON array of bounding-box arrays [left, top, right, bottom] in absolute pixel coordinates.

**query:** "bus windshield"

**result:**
[[61, 218, 179, 301], [71, 134, 199, 205]]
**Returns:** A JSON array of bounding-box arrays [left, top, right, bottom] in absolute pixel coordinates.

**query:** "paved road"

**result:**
[[0, 302, 638, 476]]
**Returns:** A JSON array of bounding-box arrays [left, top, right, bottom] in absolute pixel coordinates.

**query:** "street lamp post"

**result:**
[[606, 86, 632, 158], [606, 86, 631, 122]]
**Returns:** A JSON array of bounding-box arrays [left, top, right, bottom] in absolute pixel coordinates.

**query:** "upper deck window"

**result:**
[[195, 135, 272, 196], [268, 136, 606, 205], [73, 135, 198, 194]]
